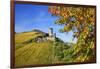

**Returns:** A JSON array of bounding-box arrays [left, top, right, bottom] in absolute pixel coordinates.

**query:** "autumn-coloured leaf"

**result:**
[[48, 6, 95, 62]]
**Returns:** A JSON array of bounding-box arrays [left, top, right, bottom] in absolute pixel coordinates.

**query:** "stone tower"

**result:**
[[49, 28, 53, 37], [46, 28, 56, 41]]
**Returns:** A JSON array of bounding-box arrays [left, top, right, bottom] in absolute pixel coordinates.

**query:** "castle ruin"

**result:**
[[47, 28, 56, 41], [36, 28, 56, 43]]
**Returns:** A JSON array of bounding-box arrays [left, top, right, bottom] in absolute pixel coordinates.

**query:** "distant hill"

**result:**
[[32, 29, 46, 33], [33, 29, 47, 33]]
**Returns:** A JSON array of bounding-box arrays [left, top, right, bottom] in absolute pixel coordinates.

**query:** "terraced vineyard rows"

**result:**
[[15, 32, 54, 67]]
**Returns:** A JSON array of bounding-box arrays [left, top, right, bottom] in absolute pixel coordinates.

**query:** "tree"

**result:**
[[48, 6, 96, 62]]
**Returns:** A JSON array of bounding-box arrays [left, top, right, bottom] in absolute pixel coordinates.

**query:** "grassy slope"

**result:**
[[15, 31, 54, 67]]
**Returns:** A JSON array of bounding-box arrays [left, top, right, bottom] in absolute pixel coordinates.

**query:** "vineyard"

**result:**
[[15, 31, 73, 67], [15, 31, 54, 67]]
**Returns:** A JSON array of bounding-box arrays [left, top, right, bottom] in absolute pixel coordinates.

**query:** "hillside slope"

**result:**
[[15, 31, 54, 67]]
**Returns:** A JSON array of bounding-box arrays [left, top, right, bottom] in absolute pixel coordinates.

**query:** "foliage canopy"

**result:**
[[48, 5, 96, 62]]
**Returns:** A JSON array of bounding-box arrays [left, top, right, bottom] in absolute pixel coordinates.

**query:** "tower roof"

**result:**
[[49, 28, 53, 30]]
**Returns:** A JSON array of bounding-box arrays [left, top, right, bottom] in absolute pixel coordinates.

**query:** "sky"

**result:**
[[15, 4, 77, 43]]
